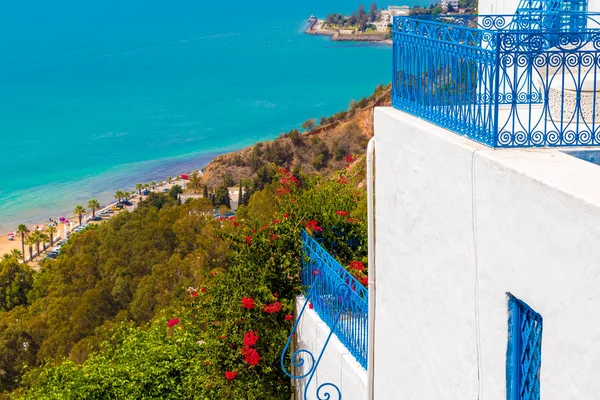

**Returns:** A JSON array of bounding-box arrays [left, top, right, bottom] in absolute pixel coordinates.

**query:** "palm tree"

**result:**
[[73, 205, 86, 226], [187, 172, 204, 194], [29, 231, 42, 257], [16, 224, 29, 263], [2, 253, 12, 262], [46, 225, 57, 246], [10, 249, 22, 260], [25, 235, 34, 262], [114, 190, 123, 203], [40, 232, 50, 252], [168, 176, 173, 184], [144, 183, 150, 190], [150, 181, 156, 189], [136, 183, 144, 196], [88, 199, 100, 218]]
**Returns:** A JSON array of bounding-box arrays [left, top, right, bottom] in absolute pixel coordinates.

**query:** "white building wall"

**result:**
[[479, 0, 600, 14], [293, 296, 367, 400], [373, 107, 600, 399]]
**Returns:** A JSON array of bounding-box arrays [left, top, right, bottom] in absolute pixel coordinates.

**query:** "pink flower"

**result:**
[[241, 297, 255, 309], [168, 318, 180, 328], [309, 303, 314, 310], [225, 371, 238, 380]]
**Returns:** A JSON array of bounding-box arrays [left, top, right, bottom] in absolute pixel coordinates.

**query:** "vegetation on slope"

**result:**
[[1, 159, 369, 398]]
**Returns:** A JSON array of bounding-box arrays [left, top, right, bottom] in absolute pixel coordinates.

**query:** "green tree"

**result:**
[[24, 235, 34, 262], [186, 172, 204, 194], [73, 205, 86, 226], [88, 199, 100, 218], [369, 2, 378, 22], [16, 224, 29, 264], [212, 183, 231, 209], [301, 119, 316, 131], [136, 183, 144, 195], [45, 225, 57, 246]]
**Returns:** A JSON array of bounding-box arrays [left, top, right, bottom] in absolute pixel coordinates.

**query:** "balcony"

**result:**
[[392, 12, 600, 148]]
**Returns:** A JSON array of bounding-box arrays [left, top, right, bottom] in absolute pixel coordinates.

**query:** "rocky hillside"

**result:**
[[202, 84, 391, 188]]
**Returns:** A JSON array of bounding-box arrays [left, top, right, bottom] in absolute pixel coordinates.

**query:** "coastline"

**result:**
[[304, 18, 391, 44], [0, 151, 219, 238]]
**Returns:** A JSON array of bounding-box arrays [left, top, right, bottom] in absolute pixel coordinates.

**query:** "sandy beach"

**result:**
[[0, 176, 190, 260]]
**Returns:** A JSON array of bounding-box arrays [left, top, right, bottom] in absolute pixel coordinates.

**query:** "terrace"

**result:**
[[392, 12, 600, 147]]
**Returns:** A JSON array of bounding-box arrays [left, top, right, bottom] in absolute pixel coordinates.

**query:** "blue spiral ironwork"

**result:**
[[393, 12, 600, 148], [280, 232, 369, 399]]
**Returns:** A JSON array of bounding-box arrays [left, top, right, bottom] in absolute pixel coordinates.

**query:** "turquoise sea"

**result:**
[[0, 0, 429, 232]]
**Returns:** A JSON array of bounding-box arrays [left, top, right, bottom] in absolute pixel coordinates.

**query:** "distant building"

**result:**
[[441, 0, 459, 9], [388, 5, 410, 15]]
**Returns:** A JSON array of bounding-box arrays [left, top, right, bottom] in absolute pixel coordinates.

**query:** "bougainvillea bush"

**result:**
[[16, 160, 367, 399]]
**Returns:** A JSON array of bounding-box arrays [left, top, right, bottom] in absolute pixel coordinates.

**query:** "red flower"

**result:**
[[349, 261, 365, 272], [273, 292, 279, 298], [270, 234, 279, 241], [285, 314, 294, 321], [312, 268, 320, 276], [272, 219, 281, 224], [245, 235, 252, 245], [304, 220, 323, 233], [225, 371, 238, 381], [346, 217, 359, 224], [205, 361, 210, 365], [244, 347, 260, 366], [344, 154, 356, 164], [336, 210, 349, 216], [278, 167, 290, 176], [244, 331, 259, 347], [337, 176, 349, 185], [168, 318, 180, 328], [190, 291, 199, 298], [210, 271, 217, 277], [241, 297, 255, 309], [263, 301, 282, 314], [233, 221, 239, 227], [283, 213, 289, 219], [361, 276, 369, 286], [309, 303, 314, 310], [200, 287, 207, 293]]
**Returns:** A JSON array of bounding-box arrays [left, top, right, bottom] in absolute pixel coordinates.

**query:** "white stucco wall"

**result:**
[[479, 0, 600, 14], [373, 107, 600, 399], [293, 296, 367, 400]]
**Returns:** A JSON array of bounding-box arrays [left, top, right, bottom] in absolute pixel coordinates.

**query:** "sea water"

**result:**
[[0, 0, 429, 232]]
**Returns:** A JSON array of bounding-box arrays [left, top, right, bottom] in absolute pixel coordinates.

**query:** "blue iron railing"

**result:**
[[393, 12, 600, 147], [280, 232, 368, 399], [300, 230, 368, 369]]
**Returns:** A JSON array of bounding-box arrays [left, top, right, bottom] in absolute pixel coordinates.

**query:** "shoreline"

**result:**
[[0, 152, 221, 247], [305, 18, 391, 44]]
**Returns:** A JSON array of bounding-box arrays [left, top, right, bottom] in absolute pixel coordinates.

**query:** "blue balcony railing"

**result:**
[[300, 230, 368, 369], [393, 12, 600, 148]]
